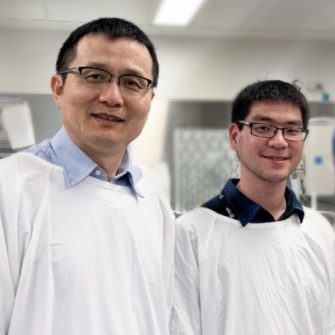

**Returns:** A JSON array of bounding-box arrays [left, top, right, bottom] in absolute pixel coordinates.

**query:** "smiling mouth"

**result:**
[[265, 156, 288, 161], [92, 113, 123, 122]]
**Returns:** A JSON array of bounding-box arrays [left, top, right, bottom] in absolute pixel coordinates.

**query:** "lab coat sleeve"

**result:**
[[0, 157, 22, 334], [329, 290, 335, 335], [170, 219, 202, 335], [0, 215, 15, 335], [0, 154, 42, 335], [327, 235, 335, 335]]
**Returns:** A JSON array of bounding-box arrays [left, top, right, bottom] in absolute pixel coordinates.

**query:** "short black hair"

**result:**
[[56, 17, 159, 87], [231, 80, 310, 128]]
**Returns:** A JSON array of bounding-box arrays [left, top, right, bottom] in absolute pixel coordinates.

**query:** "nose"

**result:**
[[268, 129, 289, 148], [98, 81, 124, 106]]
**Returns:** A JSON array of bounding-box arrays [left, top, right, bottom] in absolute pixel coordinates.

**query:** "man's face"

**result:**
[[229, 101, 305, 186], [51, 34, 154, 156]]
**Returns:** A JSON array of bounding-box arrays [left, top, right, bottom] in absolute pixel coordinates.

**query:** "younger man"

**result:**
[[170, 80, 335, 335]]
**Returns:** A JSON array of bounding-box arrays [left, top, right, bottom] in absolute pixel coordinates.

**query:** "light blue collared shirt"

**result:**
[[26, 127, 143, 196]]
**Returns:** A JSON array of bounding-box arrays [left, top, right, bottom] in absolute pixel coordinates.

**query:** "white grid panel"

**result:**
[[174, 128, 239, 212]]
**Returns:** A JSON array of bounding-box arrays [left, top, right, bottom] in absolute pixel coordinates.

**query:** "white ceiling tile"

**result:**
[[192, 0, 265, 28], [0, 0, 335, 39], [46, 0, 158, 24]]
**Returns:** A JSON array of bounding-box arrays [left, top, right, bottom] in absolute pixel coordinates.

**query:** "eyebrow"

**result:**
[[251, 115, 303, 126]]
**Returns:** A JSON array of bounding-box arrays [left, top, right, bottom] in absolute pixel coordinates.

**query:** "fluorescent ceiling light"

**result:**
[[153, 0, 206, 26]]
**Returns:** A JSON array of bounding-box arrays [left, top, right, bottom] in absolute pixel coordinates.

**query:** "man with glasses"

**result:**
[[170, 80, 335, 335], [0, 18, 174, 334]]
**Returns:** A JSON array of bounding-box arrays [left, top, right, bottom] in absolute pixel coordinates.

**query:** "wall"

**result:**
[[155, 36, 335, 101], [0, 29, 61, 94], [1, 28, 335, 101]]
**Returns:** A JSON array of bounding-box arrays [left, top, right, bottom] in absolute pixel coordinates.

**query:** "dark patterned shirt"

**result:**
[[202, 178, 304, 227]]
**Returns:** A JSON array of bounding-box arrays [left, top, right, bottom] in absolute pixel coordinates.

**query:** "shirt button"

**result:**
[[94, 169, 102, 176]]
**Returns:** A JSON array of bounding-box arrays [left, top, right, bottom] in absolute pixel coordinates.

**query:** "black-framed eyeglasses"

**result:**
[[237, 120, 309, 142], [58, 66, 153, 95]]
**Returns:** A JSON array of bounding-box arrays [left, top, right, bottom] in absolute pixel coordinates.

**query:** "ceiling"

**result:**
[[1, 0, 335, 40]]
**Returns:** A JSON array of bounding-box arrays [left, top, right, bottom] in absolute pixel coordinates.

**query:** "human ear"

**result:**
[[50, 74, 64, 108], [229, 123, 240, 150], [150, 88, 155, 101]]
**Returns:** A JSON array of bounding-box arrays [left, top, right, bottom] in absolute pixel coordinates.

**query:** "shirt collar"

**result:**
[[221, 178, 304, 226], [50, 127, 143, 196]]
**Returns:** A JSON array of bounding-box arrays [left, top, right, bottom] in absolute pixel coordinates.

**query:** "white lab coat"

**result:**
[[170, 207, 335, 335], [0, 153, 174, 335]]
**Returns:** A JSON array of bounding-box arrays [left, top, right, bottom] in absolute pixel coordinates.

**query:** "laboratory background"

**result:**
[[0, 0, 334, 223]]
